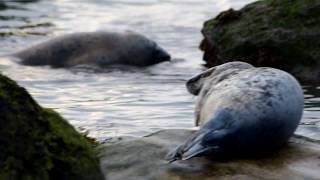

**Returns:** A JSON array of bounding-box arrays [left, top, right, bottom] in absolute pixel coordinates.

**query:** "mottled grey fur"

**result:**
[[167, 61, 304, 162], [15, 31, 170, 68]]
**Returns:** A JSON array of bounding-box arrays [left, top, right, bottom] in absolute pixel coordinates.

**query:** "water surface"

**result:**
[[0, 0, 319, 141]]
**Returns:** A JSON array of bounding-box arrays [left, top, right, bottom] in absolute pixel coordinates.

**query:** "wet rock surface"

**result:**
[[200, 0, 320, 82], [100, 129, 320, 180], [0, 74, 103, 180]]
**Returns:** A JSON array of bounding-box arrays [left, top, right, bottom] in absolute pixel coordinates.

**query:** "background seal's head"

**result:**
[[122, 32, 171, 66]]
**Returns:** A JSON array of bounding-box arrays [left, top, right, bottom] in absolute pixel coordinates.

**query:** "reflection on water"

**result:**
[[0, 0, 53, 49], [0, 0, 319, 141], [303, 85, 320, 124], [304, 85, 320, 109], [295, 85, 320, 140]]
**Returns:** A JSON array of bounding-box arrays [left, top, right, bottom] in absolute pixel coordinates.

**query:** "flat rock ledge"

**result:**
[[100, 129, 320, 180]]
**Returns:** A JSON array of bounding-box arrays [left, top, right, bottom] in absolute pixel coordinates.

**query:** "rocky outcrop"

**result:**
[[0, 74, 103, 180], [200, 0, 320, 82], [100, 129, 320, 180]]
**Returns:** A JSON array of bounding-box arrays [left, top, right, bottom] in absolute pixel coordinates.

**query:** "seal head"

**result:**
[[186, 61, 253, 95]]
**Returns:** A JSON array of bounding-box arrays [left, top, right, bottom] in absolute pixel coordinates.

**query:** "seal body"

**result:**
[[167, 62, 304, 162], [14, 31, 170, 68]]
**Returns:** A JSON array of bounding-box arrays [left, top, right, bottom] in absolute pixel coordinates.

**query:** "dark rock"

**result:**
[[200, 0, 320, 82], [0, 2, 7, 10], [0, 74, 103, 180], [100, 129, 320, 180]]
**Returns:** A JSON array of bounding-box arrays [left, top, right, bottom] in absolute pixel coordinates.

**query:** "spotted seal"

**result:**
[[167, 61, 304, 162], [14, 31, 170, 68]]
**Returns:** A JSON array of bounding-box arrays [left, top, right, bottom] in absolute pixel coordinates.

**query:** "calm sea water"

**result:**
[[0, 0, 319, 141]]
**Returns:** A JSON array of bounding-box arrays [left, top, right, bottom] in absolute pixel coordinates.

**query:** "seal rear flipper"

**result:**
[[165, 143, 215, 163], [165, 130, 209, 163], [165, 145, 183, 163], [165, 129, 228, 163], [166, 109, 237, 162], [180, 143, 217, 161]]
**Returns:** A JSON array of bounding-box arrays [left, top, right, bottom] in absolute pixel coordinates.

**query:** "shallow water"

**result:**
[[0, 0, 319, 141]]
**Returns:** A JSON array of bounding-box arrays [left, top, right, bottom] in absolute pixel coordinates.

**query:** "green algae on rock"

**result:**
[[0, 74, 104, 180], [200, 0, 320, 82]]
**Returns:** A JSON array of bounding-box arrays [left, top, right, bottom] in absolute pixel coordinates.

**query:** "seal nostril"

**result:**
[[165, 54, 171, 61], [156, 52, 171, 62], [153, 45, 171, 62]]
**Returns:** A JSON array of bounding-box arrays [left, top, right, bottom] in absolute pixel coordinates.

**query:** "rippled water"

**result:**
[[0, 0, 319, 141]]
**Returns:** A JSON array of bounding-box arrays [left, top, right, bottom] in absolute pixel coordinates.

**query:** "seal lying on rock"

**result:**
[[14, 31, 171, 68], [167, 61, 304, 162]]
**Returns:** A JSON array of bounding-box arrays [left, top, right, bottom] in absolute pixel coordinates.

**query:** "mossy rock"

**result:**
[[200, 0, 320, 82], [0, 74, 104, 180]]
